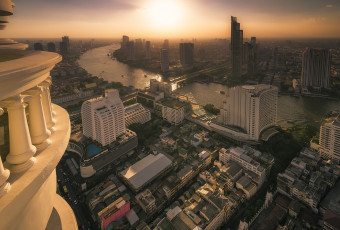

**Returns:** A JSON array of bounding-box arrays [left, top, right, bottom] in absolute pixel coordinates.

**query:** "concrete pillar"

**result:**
[[4, 95, 36, 173], [0, 107, 10, 197], [39, 81, 56, 132], [25, 86, 51, 151]]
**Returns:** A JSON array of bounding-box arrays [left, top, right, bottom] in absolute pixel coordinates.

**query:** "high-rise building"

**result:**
[[220, 85, 277, 141], [121, 35, 129, 49], [163, 39, 169, 50], [161, 48, 169, 72], [81, 89, 126, 146], [34, 42, 43, 51], [301, 48, 331, 89], [231, 16, 243, 79], [121, 35, 130, 57], [319, 113, 340, 159], [179, 43, 194, 68], [145, 41, 151, 60], [250, 37, 256, 45], [247, 38, 257, 75], [272, 46, 279, 70], [60, 36, 70, 55], [243, 42, 249, 65], [47, 42, 56, 52], [127, 41, 135, 61]]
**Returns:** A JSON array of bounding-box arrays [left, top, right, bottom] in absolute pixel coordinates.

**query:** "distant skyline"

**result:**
[[2, 0, 340, 39]]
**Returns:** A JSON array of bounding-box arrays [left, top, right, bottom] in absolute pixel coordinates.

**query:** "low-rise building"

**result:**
[[135, 189, 156, 214], [120, 153, 172, 192], [277, 148, 339, 212], [124, 103, 151, 126], [156, 98, 186, 126], [219, 146, 273, 186], [137, 90, 164, 109]]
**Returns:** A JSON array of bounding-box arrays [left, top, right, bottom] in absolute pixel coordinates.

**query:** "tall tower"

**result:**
[[179, 43, 194, 68], [247, 37, 257, 75], [231, 16, 243, 79], [301, 48, 331, 89], [160, 49, 169, 72], [163, 39, 169, 50], [60, 36, 70, 55], [127, 41, 135, 61], [145, 41, 151, 60]]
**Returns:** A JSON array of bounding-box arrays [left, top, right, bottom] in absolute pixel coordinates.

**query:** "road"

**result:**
[[56, 154, 96, 230]]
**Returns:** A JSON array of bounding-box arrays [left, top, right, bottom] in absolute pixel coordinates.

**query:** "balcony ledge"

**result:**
[[0, 104, 74, 230], [0, 50, 62, 101], [46, 194, 78, 230]]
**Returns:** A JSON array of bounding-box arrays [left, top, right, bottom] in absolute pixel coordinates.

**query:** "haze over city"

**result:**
[[3, 0, 340, 38], [1, 0, 340, 230]]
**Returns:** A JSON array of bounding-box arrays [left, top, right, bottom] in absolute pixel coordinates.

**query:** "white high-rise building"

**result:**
[[81, 89, 126, 146], [219, 85, 277, 141], [319, 113, 340, 159], [301, 48, 331, 89], [161, 48, 169, 72]]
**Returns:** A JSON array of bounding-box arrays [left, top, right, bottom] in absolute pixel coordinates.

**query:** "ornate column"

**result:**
[[2, 95, 36, 173], [40, 80, 56, 132], [25, 86, 51, 150], [0, 107, 10, 197]]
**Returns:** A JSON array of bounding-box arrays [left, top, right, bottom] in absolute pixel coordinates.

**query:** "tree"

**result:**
[[203, 104, 220, 115]]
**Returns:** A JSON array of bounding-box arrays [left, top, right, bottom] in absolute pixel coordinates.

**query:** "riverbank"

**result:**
[[78, 44, 158, 89], [113, 48, 160, 74]]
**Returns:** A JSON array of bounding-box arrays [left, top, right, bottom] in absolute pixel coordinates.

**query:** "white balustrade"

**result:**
[[40, 79, 56, 132], [1, 95, 36, 173], [25, 86, 51, 150]]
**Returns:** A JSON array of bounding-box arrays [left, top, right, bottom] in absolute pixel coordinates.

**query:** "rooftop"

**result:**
[[160, 98, 187, 110], [120, 153, 172, 190]]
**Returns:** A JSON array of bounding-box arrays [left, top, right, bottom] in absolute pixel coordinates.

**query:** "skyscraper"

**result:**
[[47, 42, 56, 52], [179, 43, 194, 68], [34, 42, 43, 51], [247, 37, 257, 75], [161, 48, 169, 72], [121, 35, 129, 49], [220, 85, 277, 140], [163, 39, 169, 50], [127, 41, 135, 61], [59, 36, 70, 55], [301, 48, 331, 89], [231, 16, 243, 79], [81, 89, 126, 146], [145, 41, 151, 60]]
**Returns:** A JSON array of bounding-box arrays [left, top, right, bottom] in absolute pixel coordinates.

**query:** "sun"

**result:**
[[147, 0, 183, 29]]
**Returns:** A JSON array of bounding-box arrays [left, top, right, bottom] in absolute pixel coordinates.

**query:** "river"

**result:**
[[79, 45, 340, 128], [78, 44, 160, 89]]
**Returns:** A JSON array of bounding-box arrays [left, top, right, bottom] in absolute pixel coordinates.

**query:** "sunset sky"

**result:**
[[2, 0, 340, 39]]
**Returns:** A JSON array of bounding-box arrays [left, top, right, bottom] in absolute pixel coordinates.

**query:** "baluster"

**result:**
[[25, 86, 51, 150], [1, 95, 36, 173]]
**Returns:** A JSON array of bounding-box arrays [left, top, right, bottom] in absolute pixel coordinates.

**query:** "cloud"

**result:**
[[326, 4, 333, 8]]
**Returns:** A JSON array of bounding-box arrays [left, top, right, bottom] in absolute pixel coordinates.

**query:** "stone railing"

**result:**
[[0, 51, 77, 230]]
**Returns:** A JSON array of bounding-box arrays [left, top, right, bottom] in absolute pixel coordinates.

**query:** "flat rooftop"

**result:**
[[160, 98, 187, 110], [120, 153, 172, 190]]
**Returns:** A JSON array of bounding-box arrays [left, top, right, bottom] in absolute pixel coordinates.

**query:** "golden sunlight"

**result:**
[[146, 0, 183, 29]]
